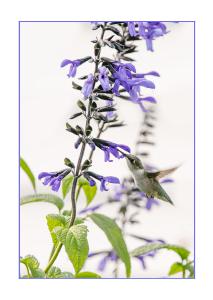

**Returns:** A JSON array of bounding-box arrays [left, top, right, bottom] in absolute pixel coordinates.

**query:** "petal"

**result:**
[[100, 179, 108, 191], [117, 144, 131, 153], [68, 64, 77, 77], [140, 96, 157, 103], [105, 176, 120, 184], [139, 79, 155, 89], [51, 179, 61, 192], [146, 39, 154, 52], [112, 79, 120, 96], [38, 172, 51, 179], [60, 59, 72, 68], [43, 176, 52, 185]]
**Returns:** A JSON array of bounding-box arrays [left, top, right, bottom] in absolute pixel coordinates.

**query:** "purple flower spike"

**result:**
[[38, 169, 71, 192], [83, 171, 120, 192], [60, 59, 81, 77], [82, 74, 94, 99], [99, 66, 111, 91]]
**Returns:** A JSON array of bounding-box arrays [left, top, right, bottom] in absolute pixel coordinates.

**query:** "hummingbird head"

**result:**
[[125, 153, 144, 171]]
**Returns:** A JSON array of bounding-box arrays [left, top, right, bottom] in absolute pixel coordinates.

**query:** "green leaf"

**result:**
[[21, 194, 64, 211], [54, 224, 89, 274], [59, 272, 74, 278], [30, 268, 45, 278], [20, 255, 39, 269], [47, 266, 74, 278], [131, 243, 190, 260], [62, 175, 74, 199], [20, 157, 36, 192], [89, 213, 131, 277], [46, 214, 67, 245], [185, 261, 194, 278], [78, 179, 97, 206], [168, 262, 184, 276], [20, 255, 45, 278], [75, 271, 101, 278]]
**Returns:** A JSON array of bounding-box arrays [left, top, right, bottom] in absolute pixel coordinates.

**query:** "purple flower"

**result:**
[[99, 66, 110, 91], [38, 169, 71, 192], [60, 59, 81, 77], [79, 203, 104, 214], [145, 197, 159, 210], [61, 56, 92, 77], [82, 74, 94, 99], [137, 96, 157, 112], [83, 171, 120, 192], [112, 62, 156, 101], [97, 251, 118, 272], [137, 22, 168, 52], [92, 138, 131, 162], [126, 22, 168, 52], [128, 22, 137, 37]]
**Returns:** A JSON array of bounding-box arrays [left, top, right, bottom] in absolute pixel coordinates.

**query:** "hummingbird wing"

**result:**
[[146, 166, 179, 180], [148, 177, 174, 205]]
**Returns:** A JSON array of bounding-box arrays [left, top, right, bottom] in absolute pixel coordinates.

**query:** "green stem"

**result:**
[[26, 265, 31, 278], [44, 242, 63, 274], [44, 25, 106, 274]]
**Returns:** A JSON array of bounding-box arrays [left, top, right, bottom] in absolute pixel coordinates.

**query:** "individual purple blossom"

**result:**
[[98, 66, 110, 91], [138, 22, 167, 52], [137, 96, 157, 112], [112, 63, 156, 101], [92, 138, 131, 162], [145, 197, 159, 210], [126, 21, 168, 52], [38, 169, 71, 192], [82, 74, 94, 99], [83, 171, 120, 191], [60, 59, 81, 77]]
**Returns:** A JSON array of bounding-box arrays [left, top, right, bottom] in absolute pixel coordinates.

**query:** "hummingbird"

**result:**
[[123, 152, 178, 205]]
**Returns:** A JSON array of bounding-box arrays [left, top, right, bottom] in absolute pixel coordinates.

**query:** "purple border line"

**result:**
[[193, 21, 196, 279], [18, 21, 21, 279], [18, 20, 195, 280]]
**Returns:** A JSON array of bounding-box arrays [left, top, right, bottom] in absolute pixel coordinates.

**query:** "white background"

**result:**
[[20, 21, 194, 278], [0, 0, 212, 299]]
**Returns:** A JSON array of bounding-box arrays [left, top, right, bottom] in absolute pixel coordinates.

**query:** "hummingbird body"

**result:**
[[125, 153, 177, 205]]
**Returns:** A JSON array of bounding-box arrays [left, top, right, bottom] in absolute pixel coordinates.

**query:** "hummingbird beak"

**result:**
[[118, 149, 134, 162]]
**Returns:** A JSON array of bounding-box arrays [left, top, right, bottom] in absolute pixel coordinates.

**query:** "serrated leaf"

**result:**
[[54, 224, 89, 274], [20, 157, 36, 192], [58, 272, 74, 278], [168, 262, 184, 276], [46, 266, 74, 278], [20, 255, 45, 278], [21, 194, 64, 211], [30, 268, 45, 278], [89, 213, 131, 277], [20, 255, 39, 269], [62, 175, 74, 199], [46, 214, 67, 245], [75, 271, 101, 278], [131, 243, 190, 260]]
